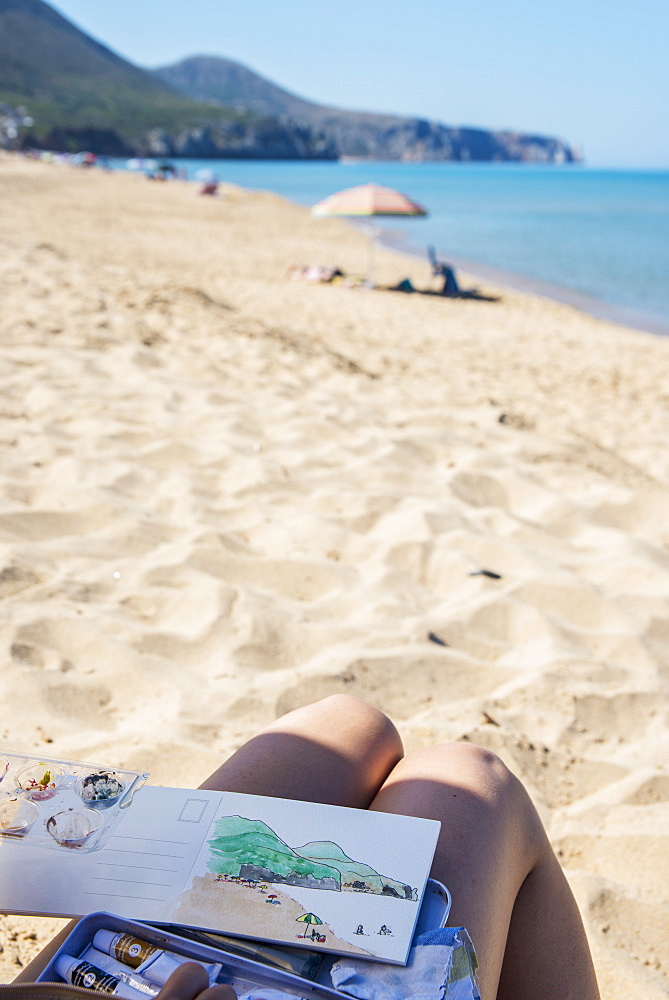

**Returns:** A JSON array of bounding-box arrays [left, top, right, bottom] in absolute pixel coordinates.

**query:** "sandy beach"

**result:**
[[0, 157, 667, 997]]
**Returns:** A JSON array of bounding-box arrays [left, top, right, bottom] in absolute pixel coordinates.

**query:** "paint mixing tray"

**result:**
[[0, 750, 148, 853]]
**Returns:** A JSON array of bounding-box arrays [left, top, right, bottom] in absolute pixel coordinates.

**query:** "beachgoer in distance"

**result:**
[[437, 262, 461, 296], [427, 245, 462, 296], [16, 695, 600, 1000]]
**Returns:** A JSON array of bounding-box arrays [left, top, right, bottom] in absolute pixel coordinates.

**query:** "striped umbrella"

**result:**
[[312, 183, 427, 218], [312, 183, 427, 286]]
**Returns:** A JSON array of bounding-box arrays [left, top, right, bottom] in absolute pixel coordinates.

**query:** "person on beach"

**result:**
[[16, 695, 600, 1000], [427, 245, 462, 297]]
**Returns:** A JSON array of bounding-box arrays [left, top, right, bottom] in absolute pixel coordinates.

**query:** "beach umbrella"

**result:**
[[296, 912, 323, 938], [311, 183, 427, 286]]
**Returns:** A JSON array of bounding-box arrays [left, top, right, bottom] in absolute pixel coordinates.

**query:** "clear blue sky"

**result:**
[[50, 0, 668, 168]]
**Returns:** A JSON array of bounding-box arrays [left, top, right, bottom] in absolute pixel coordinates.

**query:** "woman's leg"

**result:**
[[199, 694, 404, 807], [370, 742, 600, 1000], [202, 697, 598, 997]]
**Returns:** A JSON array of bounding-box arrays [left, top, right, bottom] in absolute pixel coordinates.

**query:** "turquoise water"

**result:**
[[111, 160, 669, 333]]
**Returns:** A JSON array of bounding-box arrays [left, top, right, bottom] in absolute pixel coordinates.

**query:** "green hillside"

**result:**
[[296, 840, 415, 899], [154, 55, 318, 120], [0, 0, 235, 151], [295, 841, 355, 863], [206, 817, 415, 899], [207, 817, 342, 883]]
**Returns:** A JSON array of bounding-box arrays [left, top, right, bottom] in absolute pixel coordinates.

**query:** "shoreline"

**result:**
[[105, 154, 669, 340], [377, 227, 669, 338]]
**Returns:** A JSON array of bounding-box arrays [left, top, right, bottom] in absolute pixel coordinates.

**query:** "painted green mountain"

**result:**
[[295, 841, 415, 899], [207, 817, 342, 887], [207, 817, 415, 899], [295, 841, 356, 863]]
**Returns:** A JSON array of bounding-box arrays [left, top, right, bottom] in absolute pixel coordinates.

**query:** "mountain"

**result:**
[[153, 55, 320, 121], [207, 816, 342, 889], [0, 0, 336, 157], [206, 816, 415, 899], [294, 841, 415, 899], [0, 0, 217, 152], [154, 55, 581, 164], [0, 1, 580, 162]]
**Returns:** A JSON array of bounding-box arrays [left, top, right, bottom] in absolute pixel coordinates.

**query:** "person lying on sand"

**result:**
[[15, 696, 599, 1000]]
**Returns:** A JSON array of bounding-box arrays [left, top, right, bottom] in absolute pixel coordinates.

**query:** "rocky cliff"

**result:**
[[154, 56, 581, 164]]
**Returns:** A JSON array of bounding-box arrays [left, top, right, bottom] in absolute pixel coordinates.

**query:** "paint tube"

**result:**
[[92, 930, 222, 987], [92, 932, 158, 970], [138, 949, 222, 987], [82, 948, 160, 996], [55, 954, 152, 1000]]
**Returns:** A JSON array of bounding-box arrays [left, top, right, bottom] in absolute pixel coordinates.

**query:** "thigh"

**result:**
[[369, 742, 542, 1000], [370, 743, 599, 1000]]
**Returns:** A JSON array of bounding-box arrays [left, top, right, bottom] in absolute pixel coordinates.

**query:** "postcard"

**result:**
[[0, 782, 440, 964]]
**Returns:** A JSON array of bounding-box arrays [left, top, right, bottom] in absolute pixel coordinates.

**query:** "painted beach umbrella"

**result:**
[[311, 183, 428, 286], [296, 912, 323, 937]]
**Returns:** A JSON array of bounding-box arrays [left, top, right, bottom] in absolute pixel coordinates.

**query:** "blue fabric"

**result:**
[[329, 927, 480, 1000]]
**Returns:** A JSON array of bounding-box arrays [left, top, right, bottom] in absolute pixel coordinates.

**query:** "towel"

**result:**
[[329, 927, 480, 1000]]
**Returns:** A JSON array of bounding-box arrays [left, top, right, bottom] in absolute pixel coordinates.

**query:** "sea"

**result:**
[[109, 159, 669, 335]]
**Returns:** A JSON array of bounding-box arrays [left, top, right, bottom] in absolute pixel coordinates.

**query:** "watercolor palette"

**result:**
[[0, 750, 149, 853]]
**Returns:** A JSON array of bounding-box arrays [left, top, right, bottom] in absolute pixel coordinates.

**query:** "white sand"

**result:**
[[0, 158, 667, 997]]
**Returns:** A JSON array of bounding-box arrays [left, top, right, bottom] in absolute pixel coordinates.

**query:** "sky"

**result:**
[[50, 0, 669, 168]]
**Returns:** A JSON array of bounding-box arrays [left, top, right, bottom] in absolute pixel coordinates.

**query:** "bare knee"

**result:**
[[415, 741, 517, 794], [396, 741, 546, 862], [303, 695, 403, 757], [272, 694, 403, 761], [312, 694, 394, 727], [203, 695, 403, 805]]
